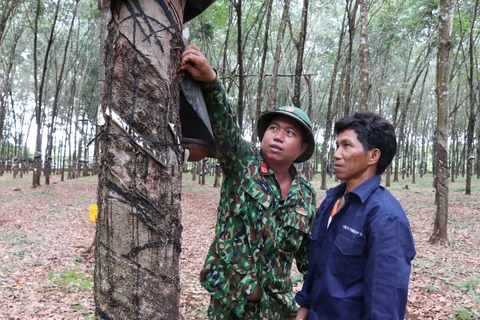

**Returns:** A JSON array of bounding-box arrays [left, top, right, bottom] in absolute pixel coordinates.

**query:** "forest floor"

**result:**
[[0, 171, 479, 320]]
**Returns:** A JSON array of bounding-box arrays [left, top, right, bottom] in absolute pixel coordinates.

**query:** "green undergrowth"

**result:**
[[1, 231, 37, 246], [46, 269, 93, 293]]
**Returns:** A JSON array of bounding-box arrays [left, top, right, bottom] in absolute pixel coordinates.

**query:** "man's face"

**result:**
[[334, 129, 378, 190], [261, 115, 307, 167]]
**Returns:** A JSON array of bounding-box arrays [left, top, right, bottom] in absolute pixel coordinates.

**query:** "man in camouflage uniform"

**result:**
[[181, 44, 317, 319]]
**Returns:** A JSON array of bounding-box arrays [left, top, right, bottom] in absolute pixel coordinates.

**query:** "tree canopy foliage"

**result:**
[[0, 0, 478, 189], [0, 0, 99, 168]]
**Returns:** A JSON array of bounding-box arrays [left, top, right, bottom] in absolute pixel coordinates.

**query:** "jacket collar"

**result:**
[[326, 175, 381, 203], [258, 160, 298, 179]]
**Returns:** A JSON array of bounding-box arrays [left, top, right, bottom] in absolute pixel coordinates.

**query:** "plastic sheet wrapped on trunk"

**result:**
[[184, 0, 216, 22], [180, 73, 220, 161]]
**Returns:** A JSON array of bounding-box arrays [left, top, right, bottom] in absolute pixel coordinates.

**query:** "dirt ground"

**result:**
[[0, 171, 479, 319]]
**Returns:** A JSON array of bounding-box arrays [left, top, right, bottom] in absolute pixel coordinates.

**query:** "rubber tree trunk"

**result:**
[[430, 0, 453, 246], [321, 9, 347, 190], [358, 0, 369, 110], [267, 0, 290, 110], [95, 1, 184, 318], [465, 0, 478, 195]]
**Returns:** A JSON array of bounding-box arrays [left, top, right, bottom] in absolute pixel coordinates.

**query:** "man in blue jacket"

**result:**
[[295, 112, 416, 320]]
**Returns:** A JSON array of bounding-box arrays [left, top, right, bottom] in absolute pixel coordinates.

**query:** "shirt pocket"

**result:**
[[241, 176, 272, 210], [200, 238, 256, 300], [277, 212, 310, 252], [265, 275, 293, 294], [328, 230, 367, 280], [215, 238, 252, 275]]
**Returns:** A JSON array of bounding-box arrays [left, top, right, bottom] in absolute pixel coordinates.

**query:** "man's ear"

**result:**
[[369, 148, 381, 165], [300, 142, 308, 155]]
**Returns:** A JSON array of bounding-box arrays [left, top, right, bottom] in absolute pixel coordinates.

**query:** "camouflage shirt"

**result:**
[[199, 80, 317, 319]]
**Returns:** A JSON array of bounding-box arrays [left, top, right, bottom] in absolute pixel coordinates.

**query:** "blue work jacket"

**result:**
[[295, 176, 416, 319]]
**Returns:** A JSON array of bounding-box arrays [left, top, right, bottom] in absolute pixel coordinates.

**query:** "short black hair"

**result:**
[[334, 112, 397, 175]]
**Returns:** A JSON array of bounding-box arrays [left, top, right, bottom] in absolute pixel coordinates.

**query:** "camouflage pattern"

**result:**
[[199, 80, 317, 319]]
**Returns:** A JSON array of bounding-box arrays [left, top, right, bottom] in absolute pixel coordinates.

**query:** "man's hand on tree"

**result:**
[[181, 44, 217, 84]]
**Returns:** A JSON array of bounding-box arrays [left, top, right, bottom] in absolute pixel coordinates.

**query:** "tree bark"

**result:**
[[45, 0, 79, 186], [267, 0, 291, 110], [320, 9, 347, 190], [254, 0, 273, 144], [358, 0, 369, 110], [232, 0, 245, 130], [0, 1, 18, 47], [0, 28, 20, 154], [221, 3, 234, 92], [477, 111, 480, 179], [343, 0, 359, 117], [465, 0, 478, 195], [430, 0, 454, 246], [450, 83, 460, 182], [412, 66, 430, 184], [192, 162, 197, 181], [292, 0, 309, 108], [32, 0, 61, 188], [95, 1, 184, 318], [213, 162, 221, 187]]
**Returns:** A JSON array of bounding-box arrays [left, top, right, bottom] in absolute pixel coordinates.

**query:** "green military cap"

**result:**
[[257, 106, 315, 163]]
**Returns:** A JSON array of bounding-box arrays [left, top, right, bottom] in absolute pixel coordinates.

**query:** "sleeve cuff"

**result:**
[[295, 290, 311, 309], [200, 69, 220, 91]]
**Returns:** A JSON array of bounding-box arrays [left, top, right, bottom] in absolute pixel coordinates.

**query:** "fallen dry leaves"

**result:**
[[0, 173, 96, 319], [0, 172, 479, 319]]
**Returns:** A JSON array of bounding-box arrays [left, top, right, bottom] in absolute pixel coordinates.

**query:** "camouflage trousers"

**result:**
[[207, 296, 296, 320]]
